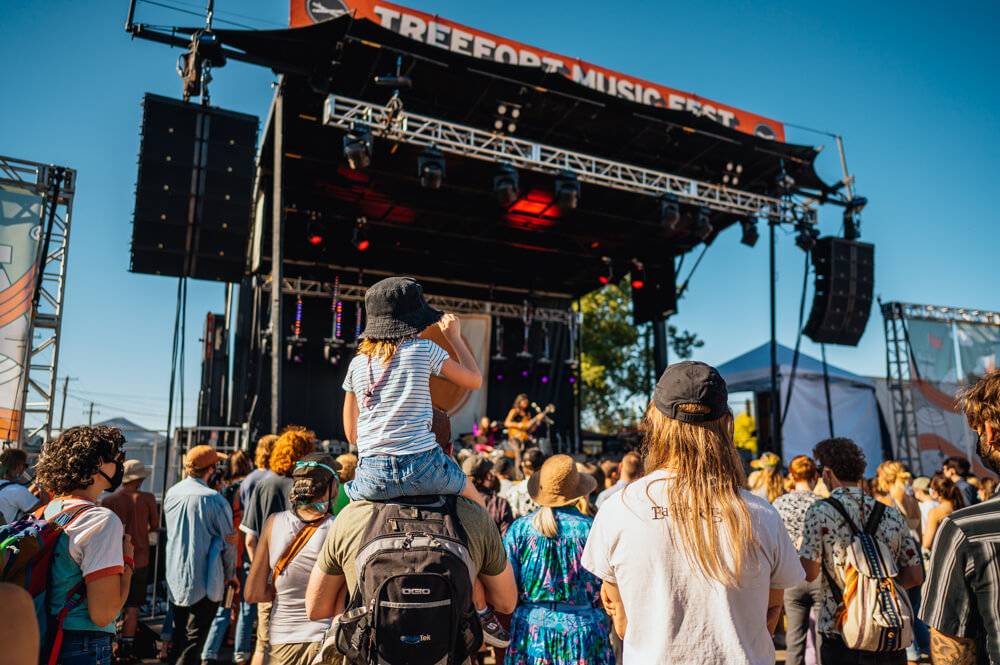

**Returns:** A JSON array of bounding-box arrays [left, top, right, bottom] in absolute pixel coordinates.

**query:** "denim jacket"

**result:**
[[164, 476, 235, 606]]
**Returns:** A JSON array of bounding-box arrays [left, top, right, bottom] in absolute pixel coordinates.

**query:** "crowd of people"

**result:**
[[5, 275, 1000, 665]]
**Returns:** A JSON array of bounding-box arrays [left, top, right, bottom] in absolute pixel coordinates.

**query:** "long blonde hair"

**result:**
[[640, 402, 754, 587], [532, 506, 559, 538], [749, 468, 786, 503]]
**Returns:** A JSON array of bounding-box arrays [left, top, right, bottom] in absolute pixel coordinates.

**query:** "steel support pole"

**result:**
[[652, 318, 669, 378], [270, 85, 284, 434], [769, 217, 782, 457]]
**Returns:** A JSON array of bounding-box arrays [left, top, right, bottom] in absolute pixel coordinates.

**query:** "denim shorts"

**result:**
[[56, 630, 113, 665], [346, 445, 467, 501]]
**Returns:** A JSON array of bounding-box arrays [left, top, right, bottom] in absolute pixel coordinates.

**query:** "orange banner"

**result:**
[[291, 1, 786, 141]]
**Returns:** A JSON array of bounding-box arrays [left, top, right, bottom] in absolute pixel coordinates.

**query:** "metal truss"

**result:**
[[261, 277, 576, 326], [324, 95, 814, 222], [0, 156, 75, 444], [881, 302, 922, 474], [882, 301, 1000, 326]]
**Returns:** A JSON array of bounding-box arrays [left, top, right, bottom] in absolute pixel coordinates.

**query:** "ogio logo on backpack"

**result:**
[[401, 587, 431, 595]]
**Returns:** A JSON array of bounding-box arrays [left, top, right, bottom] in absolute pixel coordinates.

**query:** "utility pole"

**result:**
[[87, 402, 96, 426], [58, 376, 77, 432]]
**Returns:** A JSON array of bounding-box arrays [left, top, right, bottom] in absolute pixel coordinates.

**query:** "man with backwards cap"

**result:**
[[164, 445, 238, 665]]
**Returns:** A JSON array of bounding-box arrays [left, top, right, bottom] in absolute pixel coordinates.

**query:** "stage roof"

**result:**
[[167, 17, 835, 303]]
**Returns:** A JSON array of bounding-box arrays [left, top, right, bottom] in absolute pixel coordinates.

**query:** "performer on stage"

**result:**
[[505, 394, 545, 449]]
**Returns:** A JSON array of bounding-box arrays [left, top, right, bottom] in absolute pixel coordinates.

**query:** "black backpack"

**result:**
[[334, 496, 482, 665]]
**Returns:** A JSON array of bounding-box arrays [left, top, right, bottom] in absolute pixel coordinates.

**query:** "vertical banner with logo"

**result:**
[[0, 185, 44, 441], [422, 314, 491, 436]]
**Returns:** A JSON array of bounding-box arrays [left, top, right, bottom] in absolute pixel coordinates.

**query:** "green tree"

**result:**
[[579, 280, 703, 433]]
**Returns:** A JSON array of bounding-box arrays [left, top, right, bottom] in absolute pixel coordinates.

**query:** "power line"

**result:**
[[137, 0, 282, 30]]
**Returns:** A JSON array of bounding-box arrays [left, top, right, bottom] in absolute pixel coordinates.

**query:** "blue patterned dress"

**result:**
[[503, 506, 614, 665]]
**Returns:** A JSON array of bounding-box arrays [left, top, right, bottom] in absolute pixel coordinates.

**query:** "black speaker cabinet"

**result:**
[[803, 237, 874, 346], [130, 93, 258, 282], [632, 259, 678, 325]]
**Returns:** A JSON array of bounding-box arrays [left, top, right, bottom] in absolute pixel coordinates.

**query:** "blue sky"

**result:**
[[2, 0, 998, 431]]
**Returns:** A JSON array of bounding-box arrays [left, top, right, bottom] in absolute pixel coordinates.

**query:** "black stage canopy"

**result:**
[[155, 16, 832, 304]]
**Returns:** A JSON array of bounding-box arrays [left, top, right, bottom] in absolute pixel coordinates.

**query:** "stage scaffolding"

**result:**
[[882, 300, 1000, 475], [0, 156, 75, 444]]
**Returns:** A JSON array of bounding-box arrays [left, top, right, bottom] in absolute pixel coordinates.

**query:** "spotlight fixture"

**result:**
[[694, 207, 714, 241], [343, 124, 372, 170], [723, 161, 743, 187], [352, 217, 370, 252], [630, 258, 646, 290], [739, 218, 759, 247], [418, 146, 445, 189], [494, 102, 522, 134], [306, 219, 325, 247], [659, 193, 681, 230], [776, 172, 796, 192], [554, 170, 580, 210], [843, 196, 867, 241], [493, 163, 519, 207], [598, 256, 613, 286], [794, 221, 819, 252]]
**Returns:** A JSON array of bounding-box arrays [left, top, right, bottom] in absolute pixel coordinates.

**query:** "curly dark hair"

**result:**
[[35, 426, 125, 495], [813, 437, 866, 483]]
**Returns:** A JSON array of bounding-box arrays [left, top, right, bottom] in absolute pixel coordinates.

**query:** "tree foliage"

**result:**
[[579, 280, 704, 433]]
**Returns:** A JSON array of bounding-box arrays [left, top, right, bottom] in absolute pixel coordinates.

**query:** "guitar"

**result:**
[[507, 404, 556, 445]]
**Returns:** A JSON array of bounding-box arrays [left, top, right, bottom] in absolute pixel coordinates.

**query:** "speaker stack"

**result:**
[[130, 93, 258, 282], [803, 237, 875, 346]]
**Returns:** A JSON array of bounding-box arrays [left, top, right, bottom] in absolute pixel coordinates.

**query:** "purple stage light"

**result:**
[[496, 373, 504, 381], [521, 369, 530, 378], [541, 375, 549, 384], [568, 376, 577, 384]]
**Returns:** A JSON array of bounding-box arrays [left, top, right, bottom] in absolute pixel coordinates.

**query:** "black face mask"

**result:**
[[976, 433, 1000, 477], [99, 460, 125, 492]]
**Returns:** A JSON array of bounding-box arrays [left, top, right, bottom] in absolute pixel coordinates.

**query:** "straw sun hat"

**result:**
[[527, 454, 597, 507]]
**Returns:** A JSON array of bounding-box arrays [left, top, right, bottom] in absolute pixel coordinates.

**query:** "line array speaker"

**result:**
[[632, 260, 678, 325], [130, 93, 258, 282], [803, 237, 875, 346]]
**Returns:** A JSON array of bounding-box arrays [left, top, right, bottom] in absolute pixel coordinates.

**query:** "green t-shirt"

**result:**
[[331, 483, 351, 516], [318, 497, 507, 591]]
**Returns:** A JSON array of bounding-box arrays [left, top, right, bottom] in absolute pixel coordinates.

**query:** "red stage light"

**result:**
[[631, 279, 645, 290], [308, 234, 324, 246], [598, 275, 610, 285], [356, 239, 370, 252]]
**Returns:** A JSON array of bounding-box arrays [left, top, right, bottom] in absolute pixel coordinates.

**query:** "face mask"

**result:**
[[99, 460, 125, 492], [976, 433, 1000, 476]]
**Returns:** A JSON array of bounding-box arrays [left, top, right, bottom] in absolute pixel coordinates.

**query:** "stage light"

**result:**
[[496, 373, 504, 381], [418, 147, 445, 189], [630, 258, 646, 290], [659, 193, 681, 230], [740, 218, 759, 247], [843, 196, 866, 241], [776, 172, 796, 192], [495, 102, 521, 134], [521, 369, 530, 378], [695, 208, 714, 241], [343, 124, 372, 170], [794, 221, 819, 251], [723, 161, 743, 187], [352, 218, 369, 252], [554, 170, 580, 210], [846, 196, 868, 214], [598, 256, 613, 286], [568, 375, 577, 384], [306, 220, 325, 246], [494, 163, 519, 207], [540, 375, 550, 384]]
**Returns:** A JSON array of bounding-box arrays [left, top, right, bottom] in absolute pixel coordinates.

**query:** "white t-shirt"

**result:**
[[0, 481, 39, 523], [581, 469, 805, 665], [342, 338, 449, 456], [918, 498, 940, 538]]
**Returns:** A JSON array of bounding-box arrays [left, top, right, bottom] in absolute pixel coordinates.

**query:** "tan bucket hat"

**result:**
[[122, 459, 149, 484], [527, 454, 597, 507]]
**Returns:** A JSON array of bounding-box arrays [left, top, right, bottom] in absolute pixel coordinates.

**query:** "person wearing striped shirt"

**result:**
[[921, 371, 1000, 665]]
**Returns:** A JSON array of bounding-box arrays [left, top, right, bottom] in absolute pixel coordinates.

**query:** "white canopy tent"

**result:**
[[717, 343, 887, 474]]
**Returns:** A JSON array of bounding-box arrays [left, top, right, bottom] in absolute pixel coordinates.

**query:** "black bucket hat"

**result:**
[[359, 277, 443, 340], [653, 361, 730, 423]]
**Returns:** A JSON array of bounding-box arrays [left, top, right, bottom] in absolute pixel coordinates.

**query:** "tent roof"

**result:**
[[718, 342, 873, 393]]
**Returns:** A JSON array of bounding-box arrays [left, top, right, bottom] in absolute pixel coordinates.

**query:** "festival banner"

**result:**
[[0, 185, 45, 442], [291, 0, 787, 141], [956, 322, 1000, 385]]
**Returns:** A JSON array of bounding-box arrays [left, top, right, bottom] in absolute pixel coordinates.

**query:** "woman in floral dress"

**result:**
[[503, 454, 614, 665]]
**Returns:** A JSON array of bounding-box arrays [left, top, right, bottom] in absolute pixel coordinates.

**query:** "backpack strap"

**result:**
[[268, 518, 325, 585], [863, 501, 887, 536], [44, 503, 98, 665], [823, 497, 861, 535]]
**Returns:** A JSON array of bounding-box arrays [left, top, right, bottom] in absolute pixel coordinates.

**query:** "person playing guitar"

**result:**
[[504, 394, 555, 449]]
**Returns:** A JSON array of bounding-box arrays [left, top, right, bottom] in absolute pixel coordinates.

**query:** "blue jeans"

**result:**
[[907, 585, 930, 660], [55, 630, 113, 665], [346, 446, 466, 501], [202, 562, 255, 662]]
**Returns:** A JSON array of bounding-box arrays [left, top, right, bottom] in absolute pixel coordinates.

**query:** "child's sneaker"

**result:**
[[477, 607, 511, 648]]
